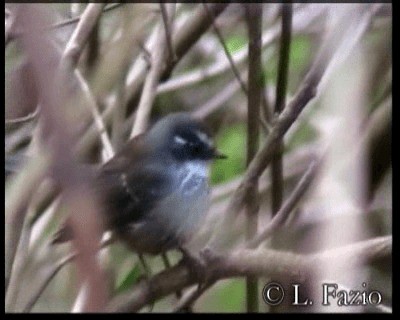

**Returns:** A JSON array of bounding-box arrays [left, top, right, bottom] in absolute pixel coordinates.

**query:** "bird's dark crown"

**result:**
[[148, 113, 218, 162]]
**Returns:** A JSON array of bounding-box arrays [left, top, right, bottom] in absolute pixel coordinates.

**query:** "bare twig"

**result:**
[[61, 4, 106, 69], [160, 2, 177, 63], [192, 69, 248, 120], [124, 3, 230, 110], [244, 4, 263, 312], [174, 282, 213, 312], [74, 70, 114, 160], [5, 209, 33, 311], [248, 157, 321, 249], [202, 2, 247, 95], [22, 252, 76, 312], [156, 5, 326, 94], [271, 3, 293, 216], [130, 5, 174, 138], [5, 154, 49, 297], [6, 4, 123, 44], [201, 2, 272, 128], [5, 107, 39, 125]]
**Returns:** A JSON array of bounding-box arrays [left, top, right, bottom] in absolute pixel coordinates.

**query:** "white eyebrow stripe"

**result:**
[[174, 135, 187, 144], [195, 130, 212, 147]]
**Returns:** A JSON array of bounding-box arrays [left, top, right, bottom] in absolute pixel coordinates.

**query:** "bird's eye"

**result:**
[[174, 135, 187, 145]]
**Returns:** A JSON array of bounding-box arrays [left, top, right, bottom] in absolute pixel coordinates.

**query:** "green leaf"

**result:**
[[211, 124, 246, 185], [114, 263, 142, 294], [286, 122, 317, 151], [225, 35, 247, 55], [289, 35, 312, 73], [200, 279, 246, 312]]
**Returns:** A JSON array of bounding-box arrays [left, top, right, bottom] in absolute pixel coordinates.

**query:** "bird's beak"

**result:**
[[212, 149, 227, 159]]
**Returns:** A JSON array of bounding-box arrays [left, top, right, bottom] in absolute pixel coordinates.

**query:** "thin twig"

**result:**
[[192, 69, 248, 120], [61, 3, 106, 69], [202, 2, 247, 95], [6, 4, 124, 44], [21, 235, 114, 312], [74, 70, 114, 160], [201, 1, 273, 128], [22, 252, 76, 312], [174, 282, 213, 312], [156, 5, 326, 95], [59, 3, 114, 160], [271, 3, 293, 217], [248, 157, 321, 249], [130, 6, 173, 138], [159, 2, 177, 63], [5, 154, 50, 298], [5, 211, 33, 311], [124, 3, 229, 111], [5, 108, 39, 125], [244, 4, 263, 312]]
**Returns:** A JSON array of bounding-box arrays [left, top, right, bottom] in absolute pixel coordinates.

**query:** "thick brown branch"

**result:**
[[107, 236, 391, 312]]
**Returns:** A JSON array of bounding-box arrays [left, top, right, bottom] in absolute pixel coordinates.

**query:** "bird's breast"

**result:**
[[177, 160, 209, 195]]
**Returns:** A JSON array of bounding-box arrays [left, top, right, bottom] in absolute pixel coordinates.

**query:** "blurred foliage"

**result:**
[[286, 121, 318, 151], [264, 35, 312, 91], [211, 123, 246, 185], [199, 279, 246, 312], [114, 263, 142, 295], [225, 35, 248, 54]]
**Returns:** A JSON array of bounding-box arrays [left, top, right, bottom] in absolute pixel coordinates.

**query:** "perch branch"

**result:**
[[107, 236, 391, 312]]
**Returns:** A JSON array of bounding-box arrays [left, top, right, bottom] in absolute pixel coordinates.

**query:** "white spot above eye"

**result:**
[[195, 130, 212, 147], [174, 135, 187, 145]]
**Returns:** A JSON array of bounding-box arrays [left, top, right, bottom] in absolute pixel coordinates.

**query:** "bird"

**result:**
[[53, 112, 227, 259]]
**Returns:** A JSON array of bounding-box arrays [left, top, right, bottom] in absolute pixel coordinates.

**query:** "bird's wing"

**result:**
[[97, 163, 174, 230]]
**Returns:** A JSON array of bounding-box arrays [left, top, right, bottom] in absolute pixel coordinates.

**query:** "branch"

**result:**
[[5, 4, 124, 44], [107, 236, 391, 312], [248, 157, 321, 249], [22, 253, 76, 312], [61, 3, 106, 69]]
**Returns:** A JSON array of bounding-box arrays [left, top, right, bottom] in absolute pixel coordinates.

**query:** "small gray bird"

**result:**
[[54, 112, 226, 256]]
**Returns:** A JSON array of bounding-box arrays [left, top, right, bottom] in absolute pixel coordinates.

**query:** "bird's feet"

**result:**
[[179, 246, 209, 289]]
